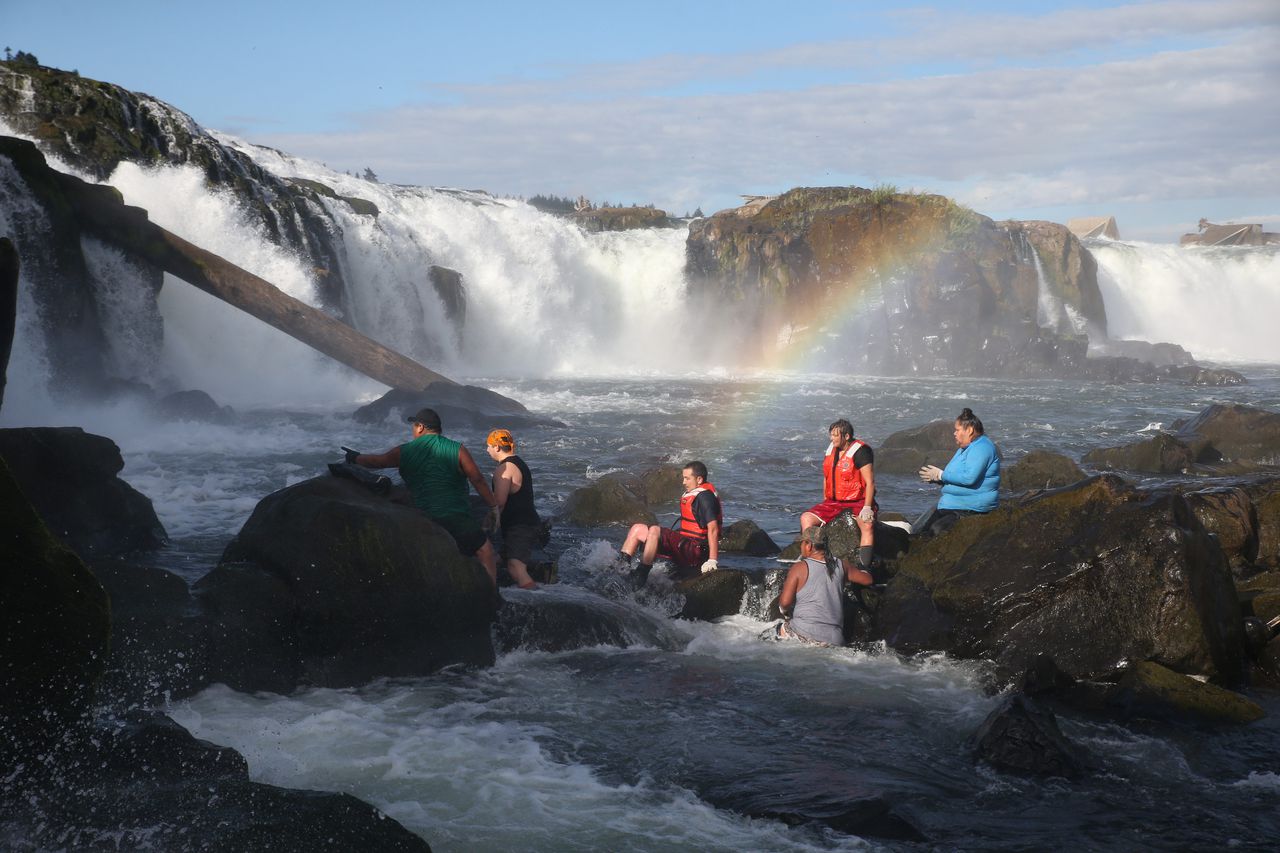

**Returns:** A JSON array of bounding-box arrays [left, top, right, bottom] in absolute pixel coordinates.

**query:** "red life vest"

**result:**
[[678, 482, 721, 541], [823, 440, 869, 502]]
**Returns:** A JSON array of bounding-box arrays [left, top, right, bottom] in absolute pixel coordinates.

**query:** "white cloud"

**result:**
[[254, 2, 1279, 238]]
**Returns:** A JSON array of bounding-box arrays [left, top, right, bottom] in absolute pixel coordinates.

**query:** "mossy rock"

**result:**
[[341, 196, 379, 217], [1003, 450, 1084, 493], [0, 455, 110, 746], [677, 570, 750, 621], [1107, 661, 1264, 724], [637, 464, 684, 506]]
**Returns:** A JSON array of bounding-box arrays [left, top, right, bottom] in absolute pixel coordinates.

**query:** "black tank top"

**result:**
[[500, 455, 540, 529]]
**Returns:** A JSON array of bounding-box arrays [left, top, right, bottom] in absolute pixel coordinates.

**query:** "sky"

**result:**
[[5, 0, 1279, 241]]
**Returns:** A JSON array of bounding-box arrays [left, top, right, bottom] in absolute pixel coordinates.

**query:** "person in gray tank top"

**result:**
[[777, 526, 849, 646]]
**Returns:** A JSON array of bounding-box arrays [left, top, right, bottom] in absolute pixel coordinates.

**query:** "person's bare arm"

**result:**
[[491, 460, 514, 511], [778, 561, 807, 617], [355, 446, 401, 469], [459, 445, 497, 507], [860, 462, 875, 508]]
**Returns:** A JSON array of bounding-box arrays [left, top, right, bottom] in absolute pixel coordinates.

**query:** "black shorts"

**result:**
[[501, 524, 540, 564], [434, 513, 488, 555]]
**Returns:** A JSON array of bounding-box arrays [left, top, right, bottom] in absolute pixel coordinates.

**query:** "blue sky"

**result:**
[[6, 0, 1278, 240]]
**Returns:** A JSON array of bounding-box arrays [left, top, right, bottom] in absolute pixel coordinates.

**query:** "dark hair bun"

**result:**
[[960, 407, 974, 419]]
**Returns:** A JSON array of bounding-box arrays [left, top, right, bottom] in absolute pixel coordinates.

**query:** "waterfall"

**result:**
[[1089, 239, 1280, 363]]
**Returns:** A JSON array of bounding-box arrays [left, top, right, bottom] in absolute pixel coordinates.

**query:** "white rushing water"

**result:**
[[1090, 239, 1280, 364]]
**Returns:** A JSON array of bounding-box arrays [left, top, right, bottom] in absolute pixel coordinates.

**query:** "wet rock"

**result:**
[[90, 561, 208, 708], [1184, 487, 1258, 575], [1081, 431, 1204, 474], [0, 711, 430, 852], [352, 380, 563, 429], [496, 587, 684, 652], [637, 464, 684, 505], [874, 475, 1245, 685], [781, 514, 909, 569], [1106, 661, 1264, 724], [709, 768, 926, 842], [0, 237, 16, 412], [719, 519, 780, 555], [560, 475, 656, 527], [0, 426, 167, 558], [154, 388, 235, 423], [1166, 364, 1247, 386], [1241, 479, 1280, 569], [196, 476, 496, 693], [428, 264, 465, 329], [677, 569, 762, 621], [969, 693, 1086, 778], [1255, 635, 1280, 688], [1003, 450, 1085, 493], [1174, 403, 1280, 466], [0, 456, 110, 749], [876, 419, 955, 474]]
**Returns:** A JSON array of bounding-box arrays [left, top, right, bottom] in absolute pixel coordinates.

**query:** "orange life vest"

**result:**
[[678, 482, 721, 541], [823, 440, 869, 502]]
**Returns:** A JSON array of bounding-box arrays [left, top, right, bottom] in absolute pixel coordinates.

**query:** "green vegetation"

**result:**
[[868, 182, 899, 205]]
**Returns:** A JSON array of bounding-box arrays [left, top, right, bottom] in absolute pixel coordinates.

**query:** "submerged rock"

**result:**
[[0, 426, 167, 558], [677, 569, 762, 621], [874, 475, 1245, 685], [495, 586, 684, 653], [196, 476, 496, 693], [969, 693, 1087, 778], [154, 389, 235, 424]]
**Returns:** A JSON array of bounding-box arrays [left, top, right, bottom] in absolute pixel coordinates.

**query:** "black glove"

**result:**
[[344, 448, 361, 465]]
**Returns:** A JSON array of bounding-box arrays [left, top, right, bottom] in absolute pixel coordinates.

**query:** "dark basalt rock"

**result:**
[[969, 693, 1086, 778], [1082, 431, 1205, 474], [559, 475, 656, 527], [1003, 449, 1085, 493], [1175, 403, 1280, 466], [0, 237, 16, 412], [719, 519, 780, 555], [1183, 487, 1258, 575], [677, 569, 761, 621], [0, 456, 110, 750], [352, 381, 563, 429], [0, 426, 166, 558], [0, 711, 431, 852], [874, 475, 1245, 685], [196, 476, 496, 694], [1106, 661, 1264, 724], [1241, 479, 1280, 569], [495, 587, 684, 653], [154, 389, 236, 424], [876, 419, 955, 474]]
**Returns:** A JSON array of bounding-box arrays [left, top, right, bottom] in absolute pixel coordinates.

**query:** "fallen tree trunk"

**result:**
[[4, 137, 452, 392]]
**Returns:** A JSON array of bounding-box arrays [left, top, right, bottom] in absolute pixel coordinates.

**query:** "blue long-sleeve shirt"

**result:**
[[938, 434, 1001, 512]]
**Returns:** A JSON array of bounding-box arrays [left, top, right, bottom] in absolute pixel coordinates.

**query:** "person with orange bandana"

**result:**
[[800, 419, 876, 586], [619, 461, 722, 589]]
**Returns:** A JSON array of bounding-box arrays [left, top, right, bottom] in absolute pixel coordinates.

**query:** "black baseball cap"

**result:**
[[407, 407, 442, 431]]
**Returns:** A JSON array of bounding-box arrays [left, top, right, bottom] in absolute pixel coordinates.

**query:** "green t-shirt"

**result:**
[[399, 433, 470, 518]]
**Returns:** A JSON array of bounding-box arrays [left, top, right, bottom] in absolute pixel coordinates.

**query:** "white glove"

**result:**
[[858, 505, 874, 523], [701, 559, 718, 574], [919, 465, 943, 484]]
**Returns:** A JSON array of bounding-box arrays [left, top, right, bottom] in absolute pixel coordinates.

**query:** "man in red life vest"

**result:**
[[619, 461, 722, 589], [800, 419, 875, 586]]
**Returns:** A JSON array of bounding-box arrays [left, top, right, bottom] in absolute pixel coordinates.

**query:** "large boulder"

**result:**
[[1081, 431, 1204, 474], [719, 519, 780, 556], [968, 693, 1086, 779], [0, 456, 110, 749], [195, 476, 496, 694], [1174, 403, 1280, 466], [1183, 487, 1258, 576], [0, 711, 431, 851], [352, 381, 563, 429], [1241, 479, 1280, 569], [873, 475, 1245, 684], [875, 419, 955, 474], [677, 570, 762, 621], [0, 427, 166, 558], [1003, 450, 1085, 493], [559, 474, 656, 527], [1105, 661, 1264, 724]]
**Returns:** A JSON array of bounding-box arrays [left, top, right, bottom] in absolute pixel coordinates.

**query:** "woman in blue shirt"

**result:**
[[916, 408, 1000, 537]]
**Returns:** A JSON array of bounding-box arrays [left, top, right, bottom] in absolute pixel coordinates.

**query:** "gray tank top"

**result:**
[[789, 557, 844, 646]]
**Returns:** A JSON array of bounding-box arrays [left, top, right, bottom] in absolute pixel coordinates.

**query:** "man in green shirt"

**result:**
[[348, 407, 499, 586]]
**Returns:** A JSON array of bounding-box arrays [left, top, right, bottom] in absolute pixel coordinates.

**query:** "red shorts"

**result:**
[[656, 528, 709, 569], [805, 499, 875, 524]]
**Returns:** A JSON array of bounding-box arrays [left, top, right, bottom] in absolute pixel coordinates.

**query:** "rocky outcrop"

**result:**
[[495, 587, 684, 653], [0, 455, 110, 748], [0, 711, 431, 851], [1082, 431, 1204, 474], [876, 419, 955, 474], [1183, 487, 1258, 576], [719, 519, 780, 555], [874, 475, 1245, 685], [1082, 404, 1280, 475], [1106, 661, 1264, 724], [572, 205, 673, 232], [155, 389, 236, 424], [968, 693, 1086, 778], [352, 381, 561, 429], [560, 473, 658, 527], [0, 427, 166, 558], [0, 237, 16, 411], [196, 476, 497, 694], [1003, 450, 1085, 493]]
